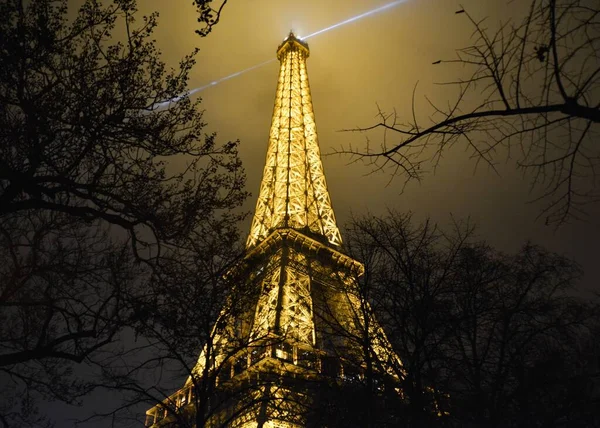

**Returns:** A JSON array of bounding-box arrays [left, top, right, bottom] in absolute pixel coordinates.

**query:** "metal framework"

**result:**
[[144, 34, 404, 428], [253, 255, 315, 345], [246, 34, 342, 249]]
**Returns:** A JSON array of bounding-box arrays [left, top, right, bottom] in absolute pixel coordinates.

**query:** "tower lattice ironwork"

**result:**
[[145, 33, 403, 428], [246, 34, 342, 249]]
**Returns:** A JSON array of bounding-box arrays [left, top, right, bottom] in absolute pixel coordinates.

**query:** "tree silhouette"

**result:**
[[0, 0, 245, 425], [192, 0, 229, 37], [344, 211, 599, 427], [344, 0, 599, 225]]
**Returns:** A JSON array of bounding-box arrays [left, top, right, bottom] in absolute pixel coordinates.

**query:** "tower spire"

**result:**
[[246, 33, 342, 249]]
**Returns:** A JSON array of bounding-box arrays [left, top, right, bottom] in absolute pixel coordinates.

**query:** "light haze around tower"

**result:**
[[152, 0, 410, 109]]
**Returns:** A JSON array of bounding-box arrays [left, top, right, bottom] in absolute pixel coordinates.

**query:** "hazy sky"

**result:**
[[133, 0, 598, 292], [44, 1, 599, 425]]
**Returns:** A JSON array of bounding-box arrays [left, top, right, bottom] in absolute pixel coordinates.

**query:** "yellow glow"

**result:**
[[144, 36, 405, 428], [247, 34, 342, 249], [252, 252, 315, 345]]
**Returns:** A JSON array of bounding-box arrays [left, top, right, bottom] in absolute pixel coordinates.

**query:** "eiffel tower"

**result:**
[[145, 33, 403, 428]]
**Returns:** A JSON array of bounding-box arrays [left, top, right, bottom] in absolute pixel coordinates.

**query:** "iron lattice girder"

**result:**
[[244, 228, 364, 278], [145, 225, 403, 426], [247, 34, 342, 249], [246, 228, 363, 347], [145, 35, 405, 428]]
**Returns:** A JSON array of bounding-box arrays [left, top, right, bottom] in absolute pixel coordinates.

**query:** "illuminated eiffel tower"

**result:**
[[145, 33, 402, 428]]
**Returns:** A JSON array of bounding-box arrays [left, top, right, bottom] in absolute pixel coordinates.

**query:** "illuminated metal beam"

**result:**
[[145, 32, 406, 428], [246, 34, 342, 248]]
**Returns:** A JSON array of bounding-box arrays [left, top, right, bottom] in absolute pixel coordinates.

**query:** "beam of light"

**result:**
[[151, 59, 276, 110], [301, 0, 408, 39], [152, 0, 407, 109]]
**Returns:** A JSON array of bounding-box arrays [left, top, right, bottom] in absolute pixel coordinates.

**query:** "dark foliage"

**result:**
[[0, 0, 245, 425], [192, 0, 229, 37], [344, 211, 600, 427]]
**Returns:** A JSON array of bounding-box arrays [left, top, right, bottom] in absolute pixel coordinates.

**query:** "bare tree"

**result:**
[[94, 248, 275, 428], [345, 212, 469, 426], [344, 211, 599, 427], [343, 0, 599, 225], [192, 0, 229, 37], [0, 210, 141, 427], [0, 0, 245, 425]]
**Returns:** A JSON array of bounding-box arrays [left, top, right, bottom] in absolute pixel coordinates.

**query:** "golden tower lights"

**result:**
[[145, 33, 403, 428]]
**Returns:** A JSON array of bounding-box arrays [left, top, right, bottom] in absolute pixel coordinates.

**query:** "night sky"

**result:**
[[42, 1, 599, 425], [136, 0, 598, 292]]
